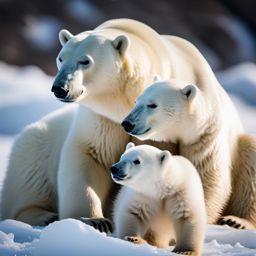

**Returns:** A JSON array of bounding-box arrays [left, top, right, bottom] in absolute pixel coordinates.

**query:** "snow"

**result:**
[[32, 219, 166, 256], [217, 62, 256, 106], [66, 0, 103, 24], [0, 219, 255, 256], [23, 16, 61, 51], [0, 61, 256, 255], [0, 62, 63, 134], [216, 17, 256, 64]]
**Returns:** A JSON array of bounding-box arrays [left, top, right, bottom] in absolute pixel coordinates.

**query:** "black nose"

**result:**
[[51, 84, 69, 98], [111, 165, 119, 175], [121, 120, 135, 133]]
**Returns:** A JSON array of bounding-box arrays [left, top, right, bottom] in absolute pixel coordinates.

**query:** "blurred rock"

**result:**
[[0, 0, 255, 75]]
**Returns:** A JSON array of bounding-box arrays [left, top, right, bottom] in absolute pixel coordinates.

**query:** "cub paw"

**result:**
[[80, 217, 113, 233], [174, 251, 194, 255], [125, 236, 147, 244]]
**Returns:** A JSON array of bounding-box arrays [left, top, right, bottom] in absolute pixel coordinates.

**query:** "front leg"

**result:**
[[114, 189, 156, 240], [172, 218, 201, 256], [57, 106, 130, 233], [165, 197, 205, 255], [115, 210, 147, 240], [221, 134, 256, 230], [57, 139, 113, 232]]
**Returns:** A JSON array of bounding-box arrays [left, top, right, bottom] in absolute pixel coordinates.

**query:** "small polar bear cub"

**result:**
[[111, 143, 206, 255]]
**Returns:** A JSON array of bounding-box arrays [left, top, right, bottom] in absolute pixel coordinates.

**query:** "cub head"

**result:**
[[52, 29, 130, 104], [121, 79, 201, 144], [111, 142, 171, 194]]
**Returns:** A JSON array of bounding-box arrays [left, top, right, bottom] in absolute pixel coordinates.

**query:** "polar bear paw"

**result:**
[[173, 250, 195, 255], [217, 215, 255, 230], [80, 217, 113, 233], [44, 213, 58, 225], [125, 236, 147, 244]]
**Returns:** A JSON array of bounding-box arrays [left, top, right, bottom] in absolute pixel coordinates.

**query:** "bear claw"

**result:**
[[217, 217, 246, 229], [44, 213, 58, 225], [174, 251, 193, 255], [125, 236, 147, 244], [80, 217, 113, 233]]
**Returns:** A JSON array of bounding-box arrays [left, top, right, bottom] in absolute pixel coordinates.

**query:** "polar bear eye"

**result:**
[[133, 159, 140, 165], [59, 57, 63, 62], [147, 103, 157, 109], [79, 59, 90, 66]]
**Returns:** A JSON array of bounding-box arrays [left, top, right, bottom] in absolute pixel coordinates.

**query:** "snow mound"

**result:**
[[0, 219, 256, 256], [32, 219, 170, 256], [205, 225, 256, 249], [0, 231, 30, 256], [217, 62, 256, 106], [0, 220, 40, 243], [0, 62, 63, 134]]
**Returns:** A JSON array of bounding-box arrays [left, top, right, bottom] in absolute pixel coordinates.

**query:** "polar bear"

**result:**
[[1, 18, 235, 228], [122, 79, 256, 229], [112, 143, 206, 255]]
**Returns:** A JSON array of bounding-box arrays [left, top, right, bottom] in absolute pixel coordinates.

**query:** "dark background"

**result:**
[[0, 0, 256, 75]]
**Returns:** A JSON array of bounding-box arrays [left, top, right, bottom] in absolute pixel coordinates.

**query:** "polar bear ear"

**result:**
[[181, 84, 197, 101], [159, 150, 171, 166], [125, 142, 135, 151], [59, 29, 73, 46], [112, 35, 130, 56]]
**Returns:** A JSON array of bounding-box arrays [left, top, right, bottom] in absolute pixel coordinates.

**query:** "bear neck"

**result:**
[[178, 116, 220, 156], [82, 64, 154, 124], [82, 93, 133, 124], [168, 96, 215, 145]]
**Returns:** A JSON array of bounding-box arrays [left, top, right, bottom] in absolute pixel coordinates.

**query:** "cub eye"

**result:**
[[59, 57, 63, 62], [133, 159, 140, 165], [79, 59, 90, 66], [147, 103, 157, 109]]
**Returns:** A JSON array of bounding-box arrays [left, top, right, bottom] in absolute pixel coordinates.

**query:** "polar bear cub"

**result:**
[[111, 143, 206, 255]]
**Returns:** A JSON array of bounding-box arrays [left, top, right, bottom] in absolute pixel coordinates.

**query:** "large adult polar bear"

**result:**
[[1, 18, 235, 229], [122, 79, 256, 229]]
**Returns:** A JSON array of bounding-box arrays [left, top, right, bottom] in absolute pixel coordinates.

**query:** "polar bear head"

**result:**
[[111, 142, 171, 195], [52, 30, 130, 102], [122, 79, 205, 144]]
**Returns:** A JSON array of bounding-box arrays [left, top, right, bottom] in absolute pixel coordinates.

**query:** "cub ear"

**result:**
[[153, 75, 162, 83], [125, 142, 135, 151], [159, 150, 171, 165], [181, 84, 197, 101], [112, 35, 130, 56], [59, 29, 73, 46]]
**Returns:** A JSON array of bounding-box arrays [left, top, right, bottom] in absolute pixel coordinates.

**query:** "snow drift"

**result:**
[[0, 61, 255, 255]]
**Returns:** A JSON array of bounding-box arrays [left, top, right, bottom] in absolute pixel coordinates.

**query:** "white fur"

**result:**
[[113, 144, 206, 255], [123, 79, 256, 229], [2, 18, 240, 226]]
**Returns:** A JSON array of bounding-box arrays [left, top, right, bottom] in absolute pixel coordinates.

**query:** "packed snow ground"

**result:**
[[0, 61, 256, 255]]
